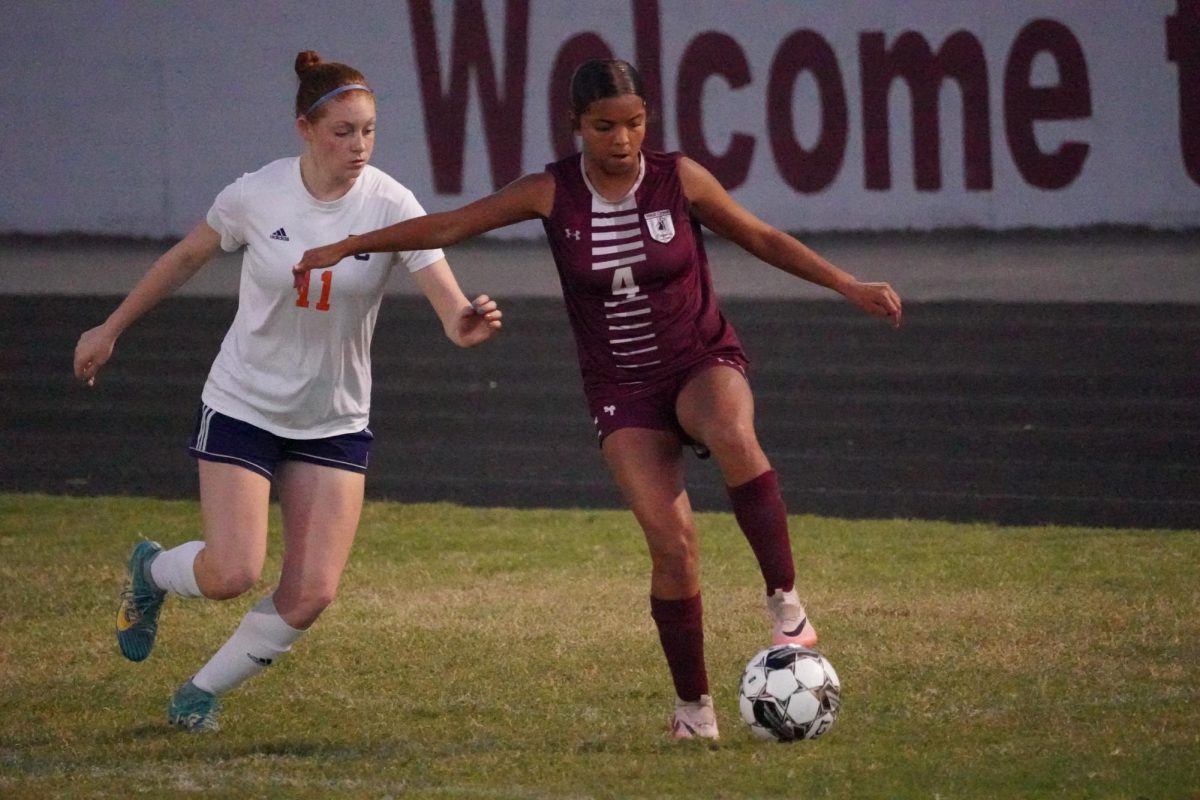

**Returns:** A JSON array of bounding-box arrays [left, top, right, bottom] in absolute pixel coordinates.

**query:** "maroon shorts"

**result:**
[[586, 353, 749, 448]]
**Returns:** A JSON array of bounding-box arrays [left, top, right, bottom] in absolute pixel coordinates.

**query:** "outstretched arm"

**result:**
[[679, 157, 902, 327], [293, 172, 555, 283], [74, 221, 223, 385], [410, 258, 502, 348]]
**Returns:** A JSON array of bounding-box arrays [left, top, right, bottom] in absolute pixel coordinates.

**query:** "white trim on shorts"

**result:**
[[286, 450, 369, 472], [189, 448, 275, 479]]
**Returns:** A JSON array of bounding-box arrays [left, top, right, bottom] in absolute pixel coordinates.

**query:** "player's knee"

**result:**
[[702, 420, 757, 458], [201, 563, 262, 600], [282, 581, 339, 627], [648, 527, 699, 581], [280, 598, 332, 630], [195, 544, 264, 600]]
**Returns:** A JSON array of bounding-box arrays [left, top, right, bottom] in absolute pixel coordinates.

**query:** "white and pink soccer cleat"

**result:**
[[671, 694, 720, 740], [767, 587, 818, 647]]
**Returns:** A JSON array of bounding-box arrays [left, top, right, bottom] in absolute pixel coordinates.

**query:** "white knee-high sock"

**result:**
[[148, 540, 204, 598], [191, 596, 304, 696]]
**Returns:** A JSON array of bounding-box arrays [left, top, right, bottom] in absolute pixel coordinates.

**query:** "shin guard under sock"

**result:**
[[650, 593, 708, 702], [727, 469, 796, 594]]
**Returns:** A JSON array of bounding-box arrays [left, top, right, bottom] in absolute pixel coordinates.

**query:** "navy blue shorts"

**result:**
[[188, 403, 373, 479]]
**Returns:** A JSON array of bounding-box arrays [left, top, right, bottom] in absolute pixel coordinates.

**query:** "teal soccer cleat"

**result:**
[[168, 679, 221, 733], [115, 540, 166, 661]]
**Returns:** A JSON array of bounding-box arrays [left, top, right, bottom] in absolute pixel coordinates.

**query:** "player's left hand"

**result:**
[[74, 324, 117, 386], [844, 280, 902, 328], [452, 294, 503, 347]]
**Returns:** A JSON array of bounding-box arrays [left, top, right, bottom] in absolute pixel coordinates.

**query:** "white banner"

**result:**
[[2, 0, 1198, 237]]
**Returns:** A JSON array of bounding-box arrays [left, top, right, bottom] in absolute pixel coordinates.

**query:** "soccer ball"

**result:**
[[738, 644, 841, 741]]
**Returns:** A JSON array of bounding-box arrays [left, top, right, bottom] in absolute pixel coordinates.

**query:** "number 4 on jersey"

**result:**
[[295, 270, 332, 311], [611, 266, 639, 298]]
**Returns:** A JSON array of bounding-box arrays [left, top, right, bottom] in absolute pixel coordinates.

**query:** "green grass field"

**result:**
[[1, 493, 1197, 799]]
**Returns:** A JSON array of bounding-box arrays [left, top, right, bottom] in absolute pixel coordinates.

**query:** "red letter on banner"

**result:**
[[1167, 0, 1200, 185], [409, 0, 529, 193], [860, 30, 992, 192], [633, 0, 665, 153], [768, 30, 848, 194], [1004, 19, 1092, 190], [676, 31, 755, 189]]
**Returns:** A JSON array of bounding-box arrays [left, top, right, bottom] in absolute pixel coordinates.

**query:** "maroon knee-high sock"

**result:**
[[650, 593, 708, 702], [727, 469, 796, 594]]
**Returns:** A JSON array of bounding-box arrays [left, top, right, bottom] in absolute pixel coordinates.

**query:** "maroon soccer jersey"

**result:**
[[541, 150, 744, 401]]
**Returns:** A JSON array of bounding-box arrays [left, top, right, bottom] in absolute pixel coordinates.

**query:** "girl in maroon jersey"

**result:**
[[294, 58, 901, 740]]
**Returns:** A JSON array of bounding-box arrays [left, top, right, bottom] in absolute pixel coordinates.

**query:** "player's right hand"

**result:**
[[74, 325, 117, 386], [843, 280, 903, 328], [292, 242, 348, 289]]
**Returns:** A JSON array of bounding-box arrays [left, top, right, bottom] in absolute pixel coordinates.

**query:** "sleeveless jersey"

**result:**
[[541, 150, 743, 400]]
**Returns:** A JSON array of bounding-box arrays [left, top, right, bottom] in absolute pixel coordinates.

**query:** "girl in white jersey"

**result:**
[[72, 51, 502, 733]]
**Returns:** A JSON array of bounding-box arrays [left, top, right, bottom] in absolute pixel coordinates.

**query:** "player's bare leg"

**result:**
[[603, 428, 717, 739], [171, 461, 364, 732], [194, 460, 272, 599], [273, 460, 365, 629], [677, 366, 817, 648], [161, 461, 272, 731], [116, 460, 269, 665], [675, 365, 768, 486], [603, 428, 696, 599]]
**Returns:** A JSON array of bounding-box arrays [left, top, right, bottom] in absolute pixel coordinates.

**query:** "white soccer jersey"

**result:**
[[201, 157, 443, 439]]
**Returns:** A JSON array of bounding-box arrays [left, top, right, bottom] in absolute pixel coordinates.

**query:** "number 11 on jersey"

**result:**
[[295, 270, 332, 311]]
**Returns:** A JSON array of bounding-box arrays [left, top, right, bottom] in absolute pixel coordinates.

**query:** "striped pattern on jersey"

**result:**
[[541, 149, 745, 396], [590, 195, 661, 373]]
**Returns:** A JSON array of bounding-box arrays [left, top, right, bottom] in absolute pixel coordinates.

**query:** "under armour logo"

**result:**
[[565, 228, 581, 241], [603, 405, 616, 416]]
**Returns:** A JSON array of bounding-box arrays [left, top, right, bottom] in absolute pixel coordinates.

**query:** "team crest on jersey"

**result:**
[[644, 210, 675, 243]]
